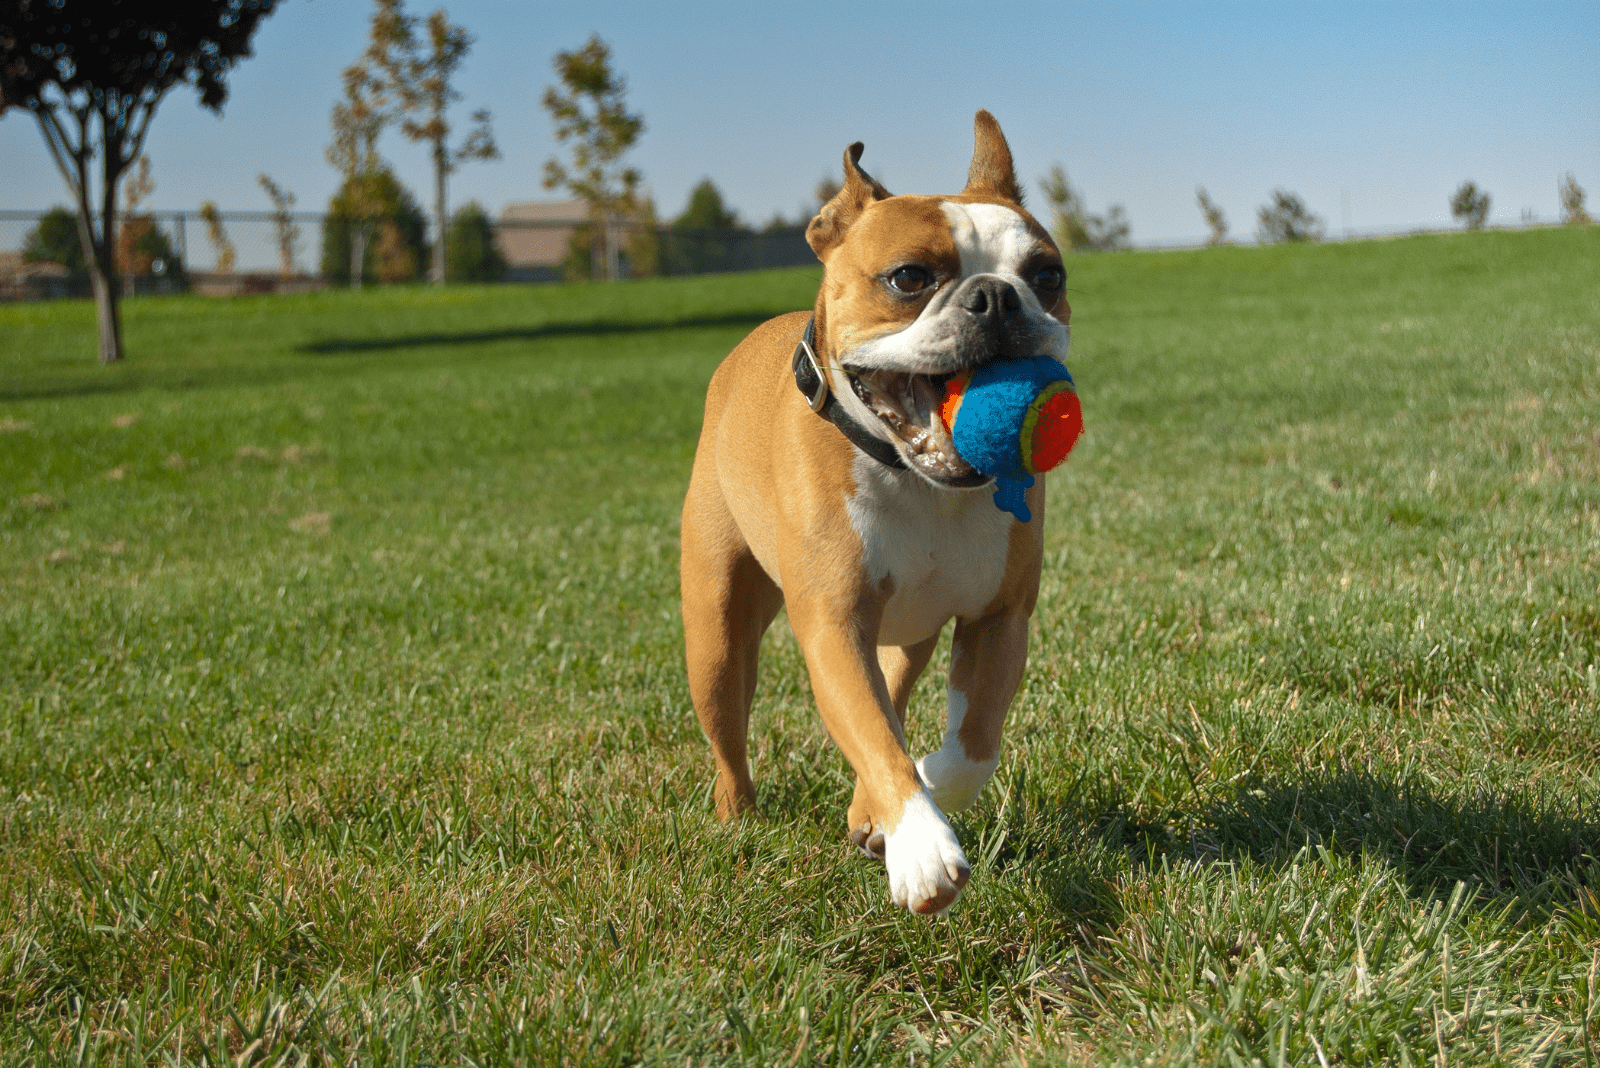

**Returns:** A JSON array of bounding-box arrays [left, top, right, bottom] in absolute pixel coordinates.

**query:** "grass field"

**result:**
[[3, 226, 1599, 1065]]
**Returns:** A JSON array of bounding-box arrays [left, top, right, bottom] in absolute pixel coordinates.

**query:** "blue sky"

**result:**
[[3, 0, 1597, 245]]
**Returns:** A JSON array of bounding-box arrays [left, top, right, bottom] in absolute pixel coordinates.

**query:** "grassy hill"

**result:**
[[2, 226, 1599, 1064]]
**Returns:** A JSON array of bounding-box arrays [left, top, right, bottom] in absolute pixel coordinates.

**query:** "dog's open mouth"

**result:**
[[847, 369, 987, 485]]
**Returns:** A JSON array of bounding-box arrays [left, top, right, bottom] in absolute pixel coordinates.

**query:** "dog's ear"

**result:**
[[807, 142, 892, 257], [961, 109, 1024, 205]]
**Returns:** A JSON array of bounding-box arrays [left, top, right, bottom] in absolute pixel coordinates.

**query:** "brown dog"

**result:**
[[680, 111, 1069, 915]]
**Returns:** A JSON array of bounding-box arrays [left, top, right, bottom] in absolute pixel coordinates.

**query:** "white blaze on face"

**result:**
[[834, 199, 1069, 381], [939, 201, 1039, 283]]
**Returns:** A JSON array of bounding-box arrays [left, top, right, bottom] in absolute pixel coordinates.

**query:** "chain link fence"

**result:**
[[2, 206, 1576, 303], [0, 208, 821, 302]]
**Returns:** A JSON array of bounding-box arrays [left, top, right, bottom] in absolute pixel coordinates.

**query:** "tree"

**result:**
[[1560, 173, 1592, 226], [199, 201, 235, 274], [0, 0, 280, 362], [444, 201, 505, 282], [1256, 189, 1325, 243], [1196, 186, 1229, 245], [325, 54, 388, 289], [674, 179, 741, 230], [258, 174, 300, 277], [320, 168, 430, 284], [114, 156, 178, 294], [21, 208, 87, 273], [116, 155, 155, 295], [1449, 180, 1491, 230], [541, 34, 645, 281], [1038, 164, 1130, 251], [662, 179, 747, 275], [362, 0, 498, 285]]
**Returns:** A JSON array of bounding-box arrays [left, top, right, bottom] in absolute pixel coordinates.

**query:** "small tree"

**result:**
[[198, 201, 236, 274], [114, 189, 183, 293], [663, 179, 746, 275], [258, 174, 300, 277], [1196, 186, 1229, 245], [1560, 173, 1592, 226], [1257, 189, 1325, 243], [115, 156, 155, 295], [325, 61, 388, 289], [363, 0, 498, 285], [22, 208, 87, 274], [1038, 165, 1130, 252], [542, 34, 645, 281], [444, 202, 505, 282], [1449, 181, 1491, 230], [0, 0, 280, 362], [320, 169, 430, 285]]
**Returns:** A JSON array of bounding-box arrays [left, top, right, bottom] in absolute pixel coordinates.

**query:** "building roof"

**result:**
[[500, 200, 588, 223]]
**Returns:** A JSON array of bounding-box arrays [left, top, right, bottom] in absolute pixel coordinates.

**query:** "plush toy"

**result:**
[[940, 355, 1083, 522]]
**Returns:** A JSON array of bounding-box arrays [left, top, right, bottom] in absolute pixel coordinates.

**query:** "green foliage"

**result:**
[[661, 179, 750, 275], [1450, 179, 1492, 230], [20, 206, 86, 274], [445, 201, 506, 282], [673, 179, 741, 231], [119, 216, 186, 285], [1257, 188, 1326, 243], [320, 169, 431, 284], [361, 0, 498, 284], [541, 33, 646, 281], [1038, 164, 1130, 251], [541, 34, 644, 210], [2, 227, 1599, 1062]]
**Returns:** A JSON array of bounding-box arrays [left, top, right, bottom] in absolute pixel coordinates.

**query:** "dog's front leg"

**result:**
[[787, 601, 970, 915], [916, 605, 1030, 814]]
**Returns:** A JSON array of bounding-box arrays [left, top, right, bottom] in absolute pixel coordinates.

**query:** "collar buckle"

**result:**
[[792, 318, 829, 412]]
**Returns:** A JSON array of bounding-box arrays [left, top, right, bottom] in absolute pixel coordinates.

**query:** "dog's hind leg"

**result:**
[[879, 632, 941, 732], [681, 481, 783, 820]]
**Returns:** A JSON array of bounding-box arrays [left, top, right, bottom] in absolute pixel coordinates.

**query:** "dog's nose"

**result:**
[[957, 275, 1022, 321]]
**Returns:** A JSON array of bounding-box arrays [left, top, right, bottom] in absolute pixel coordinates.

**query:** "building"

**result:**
[[496, 200, 588, 282]]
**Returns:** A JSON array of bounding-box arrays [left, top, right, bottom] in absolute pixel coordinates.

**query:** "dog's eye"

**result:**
[[887, 265, 933, 294], [1032, 265, 1065, 293]]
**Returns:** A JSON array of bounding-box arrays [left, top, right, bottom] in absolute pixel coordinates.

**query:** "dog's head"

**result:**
[[805, 111, 1070, 487]]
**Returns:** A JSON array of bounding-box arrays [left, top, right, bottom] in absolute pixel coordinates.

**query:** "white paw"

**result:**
[[916, 748, 999, 814], [883, 790, 971, 915]]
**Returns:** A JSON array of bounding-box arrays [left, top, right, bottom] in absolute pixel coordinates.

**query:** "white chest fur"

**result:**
[[846, 454, 1016, 647]]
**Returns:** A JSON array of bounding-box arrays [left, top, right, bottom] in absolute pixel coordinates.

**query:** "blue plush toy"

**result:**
[[940, 355, 1083, 522]]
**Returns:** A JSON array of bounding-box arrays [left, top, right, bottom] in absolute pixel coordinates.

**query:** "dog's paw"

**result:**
[[883, 790, 970, 915], [916, 748, 999, 814], [849, 820, 887, 860]]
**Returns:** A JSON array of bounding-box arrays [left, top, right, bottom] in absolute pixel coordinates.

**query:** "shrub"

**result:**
[[21, 207, 86, 274], [1449, 181, 1491, 230], [445, 202, 506, 283], [1257, 189, 1325, 243], [320, 169, 430, 284]]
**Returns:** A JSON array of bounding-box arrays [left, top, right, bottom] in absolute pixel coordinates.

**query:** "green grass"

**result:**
[[2, 226, 1599, 1065]]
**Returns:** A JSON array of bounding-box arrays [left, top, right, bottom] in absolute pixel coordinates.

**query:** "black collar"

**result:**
[[791, 316, 907, 470]]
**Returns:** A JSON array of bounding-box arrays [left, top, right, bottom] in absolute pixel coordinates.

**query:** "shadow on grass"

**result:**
[[298, 311, 775, 356], [1185, 769, 1600, 902], [0, 312, 781, 403]]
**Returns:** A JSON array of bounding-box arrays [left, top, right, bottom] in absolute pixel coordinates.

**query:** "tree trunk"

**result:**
[[76, 166, 124, 364], [433, 140, 448, 285], [90, 268, 124, 364], [351, 223, 366, 291]]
